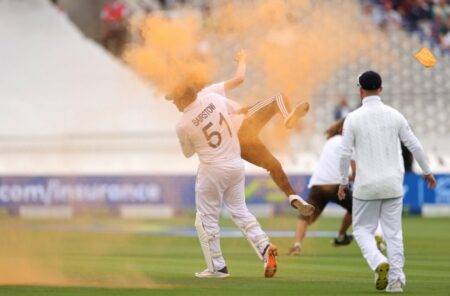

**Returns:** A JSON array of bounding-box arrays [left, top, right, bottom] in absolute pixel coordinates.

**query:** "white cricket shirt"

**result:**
[[176, 83, 242, 166], [339, 96, 431, 200], [308, 135, 349, 188]]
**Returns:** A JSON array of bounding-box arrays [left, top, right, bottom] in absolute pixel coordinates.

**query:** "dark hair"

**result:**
[[326, 118, 345, 139], [358, 70, 382, 90], [170, 80, 204, 104]]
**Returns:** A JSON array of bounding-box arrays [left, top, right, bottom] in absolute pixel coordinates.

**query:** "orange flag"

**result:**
[[414, 47, 437, 68]]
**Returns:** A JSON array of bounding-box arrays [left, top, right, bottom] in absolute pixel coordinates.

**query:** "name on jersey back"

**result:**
[[192, 103, 216, 127]]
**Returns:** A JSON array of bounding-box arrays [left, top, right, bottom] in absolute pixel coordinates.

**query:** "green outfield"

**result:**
[[1, 215, 449, 295]]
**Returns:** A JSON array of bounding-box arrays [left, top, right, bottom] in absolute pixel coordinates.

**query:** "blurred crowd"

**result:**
[[101, 0, 450, 56], [49, 0, 450, 56], [99, 0, 209, 55], [362, 0, 450, 54]]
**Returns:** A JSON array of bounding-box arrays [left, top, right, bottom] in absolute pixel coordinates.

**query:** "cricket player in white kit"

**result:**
[[167, 54, 278, 279], [338, 71, 437, 292]]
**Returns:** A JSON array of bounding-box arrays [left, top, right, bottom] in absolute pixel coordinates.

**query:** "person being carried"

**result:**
[[196, 50, 315, 215], [167, 61, 279, 279]]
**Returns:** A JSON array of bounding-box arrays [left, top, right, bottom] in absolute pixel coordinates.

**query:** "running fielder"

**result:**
[[338, 71, 436, 292]]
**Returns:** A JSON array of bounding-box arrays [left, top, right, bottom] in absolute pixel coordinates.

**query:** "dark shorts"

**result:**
[[299, 184, 353, 224]]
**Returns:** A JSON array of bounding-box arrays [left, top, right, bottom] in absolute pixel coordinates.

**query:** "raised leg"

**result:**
[[239, 137, 296, 197]]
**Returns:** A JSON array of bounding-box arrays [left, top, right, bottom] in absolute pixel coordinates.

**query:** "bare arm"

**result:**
[[349, 160, 356, 182], [224, 50, 246, 92]]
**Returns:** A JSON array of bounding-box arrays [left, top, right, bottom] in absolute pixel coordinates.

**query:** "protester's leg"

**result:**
[[338, 212, 352, 236], [293, 220, 309, 245], [380, 197, 405, 285], [352, 198, 388, 271], [242, 92, 301, 133], [288, 187, 326, 254], [241, 96, 279, 135], [333, 186, 353, 236], [239, 137, 296, 197], [238, 94, 312, 212]]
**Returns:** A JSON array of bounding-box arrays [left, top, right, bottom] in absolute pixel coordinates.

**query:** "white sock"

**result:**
[[294, 242, 301, 248]]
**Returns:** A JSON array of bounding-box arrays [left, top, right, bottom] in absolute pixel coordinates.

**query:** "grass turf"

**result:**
[[0, 216, 449, 295]]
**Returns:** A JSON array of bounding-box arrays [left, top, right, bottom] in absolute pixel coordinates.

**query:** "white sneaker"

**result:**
[[374, 262, 390, 290], [289, 195, 315, 216], [375, 235, 387, 253], [386, 280, 404, 293], [284, 101, 310, 129], [195, 268, 229, 278]]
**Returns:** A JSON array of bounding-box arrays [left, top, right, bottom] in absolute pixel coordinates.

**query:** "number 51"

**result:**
[[202, 113, 232, 148]]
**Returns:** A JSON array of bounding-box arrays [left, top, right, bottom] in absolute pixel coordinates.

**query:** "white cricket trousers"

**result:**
[[353, 197, 405, 285], [195, 161, 269, 271]]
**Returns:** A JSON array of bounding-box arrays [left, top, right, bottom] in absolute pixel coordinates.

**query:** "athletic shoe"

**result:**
[[284, 101, 310, 129], [287, 245, 301, 256], [263, 244, 278, 278], [386, 280, 404, 293], [289, 195, 315, 216], [374, 262, 390, 290], [375, 235, 387, 253], [332, 234, 354, 247], [195, 266, 230, 278]]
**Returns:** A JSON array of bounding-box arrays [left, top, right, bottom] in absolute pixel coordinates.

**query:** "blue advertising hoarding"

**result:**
[[0, 173, 448, 215]]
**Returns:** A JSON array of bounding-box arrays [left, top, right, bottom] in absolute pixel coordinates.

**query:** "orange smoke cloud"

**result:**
[[125, 15, 216, 96], [126, 0, 374, 103], [0, 220, 160, 288], [212, 0, 374, 100], [124, 1, 376, 149]]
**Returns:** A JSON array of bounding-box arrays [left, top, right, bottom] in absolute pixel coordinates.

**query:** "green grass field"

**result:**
[[1, 215, 449, 295]]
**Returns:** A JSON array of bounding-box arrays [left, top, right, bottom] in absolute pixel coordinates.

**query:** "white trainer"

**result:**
[[195, 268, 229, 278], [386, 280, 404, 293], [374, 262, 390, 290], [289, 195, 315, 216], [375, 235, 387, 253]]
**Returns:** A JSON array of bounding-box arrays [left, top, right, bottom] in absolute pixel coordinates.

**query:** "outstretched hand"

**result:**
[[234, 49, 247, 63], [224, 49, 247, 92]]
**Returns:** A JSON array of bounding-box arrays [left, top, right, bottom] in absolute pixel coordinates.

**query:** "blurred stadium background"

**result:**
[[0, 0, 449, 294]]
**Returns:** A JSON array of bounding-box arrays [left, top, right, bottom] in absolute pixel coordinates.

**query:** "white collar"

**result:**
[[362, 95, 382, 106]]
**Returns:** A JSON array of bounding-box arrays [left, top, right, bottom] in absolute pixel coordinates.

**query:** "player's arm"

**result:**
[[338, 117, 355, 200], [349, 160, 356, 182], [223, 50, 246, 92], [176, 125, 195, 158], [398, 115, 436, 188]]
